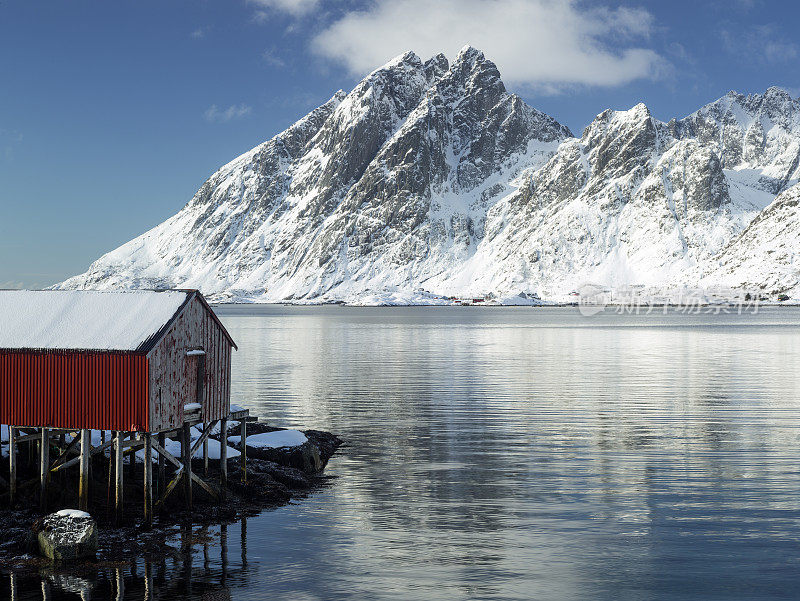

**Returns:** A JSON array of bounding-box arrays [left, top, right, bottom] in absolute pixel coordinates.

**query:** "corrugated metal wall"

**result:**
[[0, 351, 149, 431], [148, 296, 232, 431]]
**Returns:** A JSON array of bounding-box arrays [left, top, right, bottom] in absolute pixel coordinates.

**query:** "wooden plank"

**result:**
[[114, 432, 124, 526], [50, 455, 81, 473], [91, 439, 114, 456], [39, 428, 49, 512], [78, 429, 90, 511], [229, 410, 250, 421], [152, 427, 221, 505], [189, 471, 219, 500], [152, 440, 181, 469], [49, 435, 81, 471], [143, 433, 153, 528], [182, 423, 192, 510], [155, 464, 183, 511], [8, 427, 16, 506], [190, 422, 214, 457]]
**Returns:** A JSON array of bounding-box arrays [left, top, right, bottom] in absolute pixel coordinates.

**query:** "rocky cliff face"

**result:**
[[698, 183, 800, 294], [59, 48, 800, 302]]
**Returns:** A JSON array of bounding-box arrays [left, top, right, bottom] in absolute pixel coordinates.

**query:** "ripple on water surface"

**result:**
[[8, 307, 800, 600]]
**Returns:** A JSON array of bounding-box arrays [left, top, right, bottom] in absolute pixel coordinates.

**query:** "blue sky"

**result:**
[[1, 0, 798, 288]]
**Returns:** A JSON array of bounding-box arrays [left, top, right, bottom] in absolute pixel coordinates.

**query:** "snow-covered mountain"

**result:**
[[59, 47, 800, 303]]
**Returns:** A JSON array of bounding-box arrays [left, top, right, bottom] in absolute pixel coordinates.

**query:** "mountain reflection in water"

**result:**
[[5, 306, 800, 600]]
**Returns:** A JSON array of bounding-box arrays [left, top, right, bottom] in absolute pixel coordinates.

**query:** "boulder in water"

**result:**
[[31, 510, 98, 561]]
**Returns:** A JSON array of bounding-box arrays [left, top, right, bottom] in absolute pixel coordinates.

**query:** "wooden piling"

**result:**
[[203, 423, 209, 477], [241, 419, 247, 483], [219, 418, 227, 496], [157, 431, 165, 499], [129, 433, 137, 480], [182, 423, 193, 510], [8, 427, 16, 506], [39, 428, 49, 512], [114, 431, 124, 525], [79, 429, 90, 511], [143, 432, 153, 527]]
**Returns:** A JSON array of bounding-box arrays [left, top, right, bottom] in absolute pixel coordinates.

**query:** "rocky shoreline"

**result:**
[[0, 425, 342, 574]]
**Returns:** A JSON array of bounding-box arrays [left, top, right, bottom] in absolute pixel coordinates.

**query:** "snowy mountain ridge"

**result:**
[[58, 47, 800, 304]]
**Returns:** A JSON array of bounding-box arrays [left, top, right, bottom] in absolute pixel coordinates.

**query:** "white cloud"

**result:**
[[203, 104, 253, 123], [249, 0, 320, 17], [310, 0, 666, 90], [190, 27, 208, 39]]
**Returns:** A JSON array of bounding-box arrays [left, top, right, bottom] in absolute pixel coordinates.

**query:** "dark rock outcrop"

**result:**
[[29, 511, 98, 561]]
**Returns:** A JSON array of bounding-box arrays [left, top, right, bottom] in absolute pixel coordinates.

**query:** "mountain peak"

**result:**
[[423, 53, 449, 83], [455, 44, 485, 61], [368, 50, 423, 78], [765, 85, 791, 95], [56, 51, 800, 303]]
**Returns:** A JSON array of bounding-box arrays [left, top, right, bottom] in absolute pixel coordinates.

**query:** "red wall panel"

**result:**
[[0, 351, 149, 431]]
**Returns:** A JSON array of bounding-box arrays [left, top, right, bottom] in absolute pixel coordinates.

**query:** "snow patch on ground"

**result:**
[[228, 430, 307, 449]]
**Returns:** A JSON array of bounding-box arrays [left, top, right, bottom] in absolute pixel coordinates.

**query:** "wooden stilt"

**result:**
[[240, 419, 247, 483], [8, 427, 16, 506], [219, 418, 227, 496], [182, 423, 192, 510], [79, 429, 90, 511], [129, 433, 137, 481], [157, 431, 165, 500], [203, 422, 209, 478], [39, 428, 49, 512], [114, 431, 124, 525], [143, 433, 153, 527]]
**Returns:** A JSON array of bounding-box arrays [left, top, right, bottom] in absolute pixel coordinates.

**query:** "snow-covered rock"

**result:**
[[228, 429, 307, 449], [32, 510, 98, 561], [698, 183, 800, 294], [57, 49, 800, 302]]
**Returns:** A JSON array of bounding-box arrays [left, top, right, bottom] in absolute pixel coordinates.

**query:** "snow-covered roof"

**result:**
[[0, 290, 192, 352]]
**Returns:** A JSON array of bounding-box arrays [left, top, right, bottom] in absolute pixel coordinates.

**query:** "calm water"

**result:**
[[8, 306, 800, 600]]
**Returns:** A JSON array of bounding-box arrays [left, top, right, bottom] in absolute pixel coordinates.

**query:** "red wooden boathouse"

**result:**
[[0, 289, 247, 522], [0, 289, 237, 432]]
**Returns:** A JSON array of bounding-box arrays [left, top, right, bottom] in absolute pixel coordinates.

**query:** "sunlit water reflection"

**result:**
[[6, 306, 800, 600]]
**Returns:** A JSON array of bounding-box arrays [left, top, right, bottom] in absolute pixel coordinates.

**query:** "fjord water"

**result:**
[[13, 306, 800, 600], [214, 305, 800, 601]]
